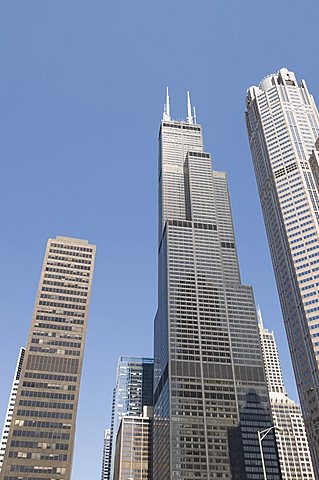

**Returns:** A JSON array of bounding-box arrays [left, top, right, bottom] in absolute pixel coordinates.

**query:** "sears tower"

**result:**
[[153, 91, 282, 479]]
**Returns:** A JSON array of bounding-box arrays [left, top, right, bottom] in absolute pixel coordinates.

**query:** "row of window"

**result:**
[[49, 247, 92, 258], [34, 322, 83, 332], [42, 286, 88, 296], [162, 122, 201, 132], [45, 266, 90, 277], [10, 440, 69, 450], [12, 429, 70, 440], [9, 465, 66, 474], [29, 346, 80, 356], [14, 419, 71, 430], [32, 330, 82, 340], [44, 273, 89, 284], [19, 400, 74, 410], [17, 409, 72, 420], [5, 477, 63, 480], [40, 293, 87, 304], [22, 381, 76, 391], [36, 314, 84, 324], [48, 254, 92, 265], [8, 451, 67, 461], [20, 390, 75, 401], [47, 260, 91, 271], [50, 242, 93, 253], [38, 300, 85, 311]]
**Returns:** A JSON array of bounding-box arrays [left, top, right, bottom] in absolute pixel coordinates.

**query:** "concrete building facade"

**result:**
[[258, 308, 315, 479], [246, 68, 319, 476], [113, 407, 152, 480]]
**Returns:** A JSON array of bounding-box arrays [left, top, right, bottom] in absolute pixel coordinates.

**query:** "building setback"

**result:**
[[153, 91, 282, 479], [258, 308, 315, 479], [246, 68, 319, 477], [113, 407, 152, 480], [0, 348, 25, 472], [0, 236, 96, 480], [108, 357, 154, 480]]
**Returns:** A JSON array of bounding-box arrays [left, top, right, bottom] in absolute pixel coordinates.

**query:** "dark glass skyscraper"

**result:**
[[153, 91, 282, 479]]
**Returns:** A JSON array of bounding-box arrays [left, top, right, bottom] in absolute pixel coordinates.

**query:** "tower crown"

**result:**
[[162, 88, 198, 124]]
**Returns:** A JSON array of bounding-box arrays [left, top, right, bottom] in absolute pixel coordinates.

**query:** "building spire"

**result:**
[[193, 106, 197, 124], [163, 87, 171, 121], [186, 91, 193, 124]]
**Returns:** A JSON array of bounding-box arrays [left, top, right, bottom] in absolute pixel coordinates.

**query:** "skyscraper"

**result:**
[[108, 357, 154, 479], [0, 236, 96, 480], [101, 428, 112, 480], [113, 406, 153, 480], [258, 308, 315, 479], [0, 348, 25, 472], [246, 68, 319, 476], [153, 90, 282, 479]]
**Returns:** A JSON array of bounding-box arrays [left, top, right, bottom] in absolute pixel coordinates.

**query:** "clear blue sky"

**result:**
[[0, 1, 318, 478]]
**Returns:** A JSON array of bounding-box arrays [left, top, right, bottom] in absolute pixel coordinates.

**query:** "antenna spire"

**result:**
[[193, 106, 197, 124], [186, 91, 193, 124], [163, 87, 171, 121], [257, 305, 264, 328]]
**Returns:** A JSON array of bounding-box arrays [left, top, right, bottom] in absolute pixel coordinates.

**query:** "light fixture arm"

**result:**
[[258, 425, 282, 480]]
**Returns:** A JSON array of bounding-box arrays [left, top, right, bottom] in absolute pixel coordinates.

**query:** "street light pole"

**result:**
[[258, 425, 283, 480]]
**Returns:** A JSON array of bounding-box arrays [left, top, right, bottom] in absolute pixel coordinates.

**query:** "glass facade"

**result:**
[[109, 357, 154, 479], [154, 108, 282, 479]]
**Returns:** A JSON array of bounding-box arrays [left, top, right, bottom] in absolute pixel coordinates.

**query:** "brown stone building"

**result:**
[[113, 407, 152, 480], [0, 236, 95, 480]]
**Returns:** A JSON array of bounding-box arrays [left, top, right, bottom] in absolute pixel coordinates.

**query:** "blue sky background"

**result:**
[[0, 1, 318, 478]]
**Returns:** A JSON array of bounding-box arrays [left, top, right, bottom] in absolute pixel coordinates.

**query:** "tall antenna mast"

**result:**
[[163, 86, 171, 121], [257, 305, 264, 328], [186, 91, 193, 124], [193, 106, 197, 124]]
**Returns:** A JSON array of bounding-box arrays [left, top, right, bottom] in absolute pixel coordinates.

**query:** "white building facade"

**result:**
[[258, 309, 315, 479], [101, 428, 111, 480], [246, 68, 319, 476]]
